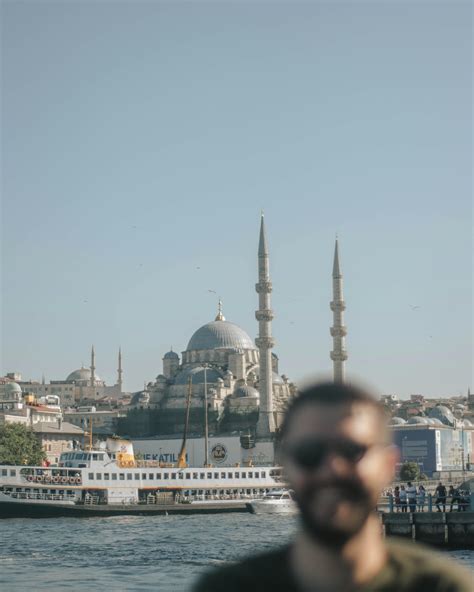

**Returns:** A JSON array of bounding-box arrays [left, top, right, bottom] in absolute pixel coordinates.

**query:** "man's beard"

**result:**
[[295, 478, 375, 547]]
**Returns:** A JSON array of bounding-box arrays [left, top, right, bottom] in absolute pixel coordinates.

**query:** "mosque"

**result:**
[[122, 215, 347, 440]]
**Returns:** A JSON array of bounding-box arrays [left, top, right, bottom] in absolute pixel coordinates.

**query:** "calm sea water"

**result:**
[[0, 514, 472, 591]]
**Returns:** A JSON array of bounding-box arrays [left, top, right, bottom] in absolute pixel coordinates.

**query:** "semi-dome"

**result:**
[[407, 416, 429, 425], [389, 417, 406, 425], [174, 366, 223, 385], [186, 320, 256, 351], [4, 382, 22, 394], [66, 367, 101, 383], [428, 405, 455, 427], [233, 385, 259, 399]]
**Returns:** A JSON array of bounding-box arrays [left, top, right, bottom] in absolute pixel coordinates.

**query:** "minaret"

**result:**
[[330, 238, 348, 382], [255, 213, 275, 437], [117, 348, 123, 392], [90, 345, 96, 386]]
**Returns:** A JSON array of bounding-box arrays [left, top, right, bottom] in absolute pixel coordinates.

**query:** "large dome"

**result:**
[[66, 367, 101, 383], [186, 320, 256, 351]]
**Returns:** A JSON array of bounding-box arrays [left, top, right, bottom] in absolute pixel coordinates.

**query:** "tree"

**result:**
[[399, 461, 420, 481], [0, 423, 46, 465]]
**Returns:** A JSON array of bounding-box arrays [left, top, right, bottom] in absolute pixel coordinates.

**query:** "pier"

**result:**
[[382, 512, 474, 548]]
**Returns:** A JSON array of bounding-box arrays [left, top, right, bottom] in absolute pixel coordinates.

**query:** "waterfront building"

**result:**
[[4, 347, 125, 407], [32, 420, 84, 465], [64, 407, 126, 435], [389, 415, 474, 477]]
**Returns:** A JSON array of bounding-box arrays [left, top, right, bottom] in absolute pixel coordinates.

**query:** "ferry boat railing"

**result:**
[[7, 491, 70, 502]]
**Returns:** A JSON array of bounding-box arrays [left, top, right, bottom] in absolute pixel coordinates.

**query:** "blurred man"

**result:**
[[193, 382, 471, 592]]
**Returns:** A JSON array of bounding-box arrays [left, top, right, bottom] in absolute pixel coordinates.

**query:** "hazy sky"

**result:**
[[1, 1, 472, 398]]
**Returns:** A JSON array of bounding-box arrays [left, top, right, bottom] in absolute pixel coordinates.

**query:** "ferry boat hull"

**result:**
[[0, 498, 250, 518]]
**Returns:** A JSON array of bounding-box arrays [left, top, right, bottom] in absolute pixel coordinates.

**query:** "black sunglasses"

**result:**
[[285, 439, 368, 470]]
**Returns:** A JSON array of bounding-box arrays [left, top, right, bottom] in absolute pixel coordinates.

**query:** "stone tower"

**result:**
[[330, 239, 348, 382], [255, 214, 275, 437], [90, 345, 96, 386]]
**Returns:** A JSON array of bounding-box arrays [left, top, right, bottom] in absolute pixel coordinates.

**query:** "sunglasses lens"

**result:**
[[288, 440, 368, 470], [336, 441, 367, 462], [290, 443, 326, 470]]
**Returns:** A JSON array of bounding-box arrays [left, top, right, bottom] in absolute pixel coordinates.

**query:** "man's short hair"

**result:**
[[280, 381, 388, 439]]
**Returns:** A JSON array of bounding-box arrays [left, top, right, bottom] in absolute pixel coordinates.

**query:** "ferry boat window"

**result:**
[[1, 469, 7, 476], [142, 473, 147, 480], [134, 474, 139, 480], [235, 472, 240, 478], [104, 473, 110, 480], [149, 474, 154, 480], [255, 472, 259, 478], [242, 472, 246, 478], [92, 454, 98, 461], [171, 473, 176, 479], [178, 473, 184, 479], [248, 472, 253, 478], [185, 473, 191, 479], [221, 472, 226, 479], [127, 474, 132, 480], [164, 473, 169, 479], [200, 473, 205, 479], [88, 473, 94, 480], [214, 472, 218, 479], [96, 473, 102, 479], [193, 473, 198, 479], [98, 454, 104, 461], [227, 473, 232, 478], [112, 474, 117, 480], [10, 470, 16, 477], [156, 473, 161, 479], [207, 472, 212, 479], [261, 472, 266, 478], [119, 474, 125, 480]]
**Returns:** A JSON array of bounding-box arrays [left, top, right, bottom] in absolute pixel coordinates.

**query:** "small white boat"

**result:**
[[247, 489, 297, 514]]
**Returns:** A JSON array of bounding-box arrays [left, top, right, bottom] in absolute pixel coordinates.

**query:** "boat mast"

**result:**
[[177, 376, 192, 468], [204, 365, 209, 467]]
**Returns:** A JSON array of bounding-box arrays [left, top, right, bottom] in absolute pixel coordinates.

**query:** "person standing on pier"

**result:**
[[417, 484, 426, 512], [194, 381, 471, 592], [435, 482, 447, 512], [406, 482, 417, 513]]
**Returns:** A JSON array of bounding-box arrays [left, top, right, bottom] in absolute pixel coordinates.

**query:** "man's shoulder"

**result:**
[[384, 538, 472, 591], [192, 546, 293, 592]]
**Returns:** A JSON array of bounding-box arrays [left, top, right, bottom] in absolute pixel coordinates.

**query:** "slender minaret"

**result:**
[[255, 213, 275, 437], [117, 347, 123, 392], [330, 238, 348, 382], [90, 345, 96, 386]]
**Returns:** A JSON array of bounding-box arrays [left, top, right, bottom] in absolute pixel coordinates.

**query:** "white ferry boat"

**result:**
[[247, 489, 297, 514], [0, 437, 285, 517]]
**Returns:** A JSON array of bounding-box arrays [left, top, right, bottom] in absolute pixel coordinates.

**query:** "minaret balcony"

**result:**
[[255, 309, 274, 322], [330, 350, 348, 362], [330, 326, 347, 337], [330, 301, 346, 312], [255, 281, 273, 293], [255, 337, 275, 349]]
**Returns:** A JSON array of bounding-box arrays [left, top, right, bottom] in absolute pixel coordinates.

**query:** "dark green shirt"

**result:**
[[193, 539, 472, 592]]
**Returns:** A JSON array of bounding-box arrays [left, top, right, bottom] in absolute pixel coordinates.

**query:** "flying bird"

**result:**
[[208, 289, 217, 294], [409, 305, 420, 310]]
